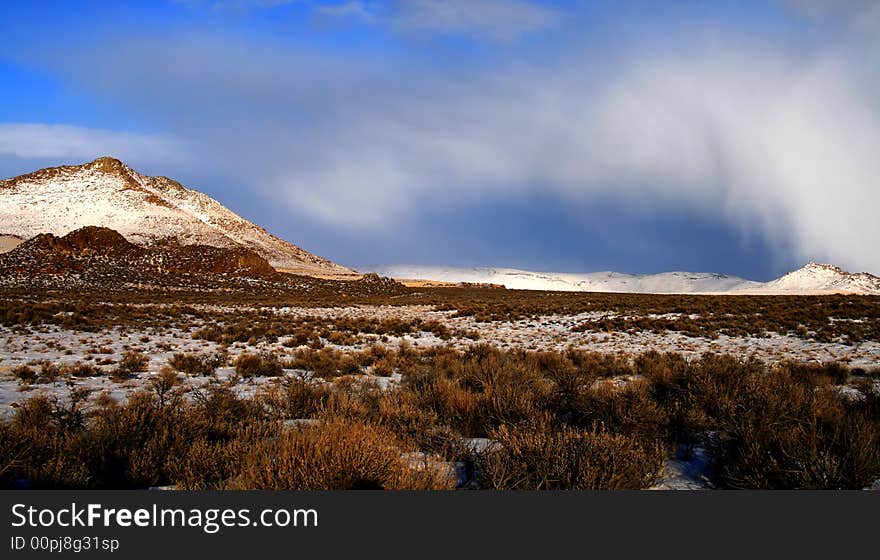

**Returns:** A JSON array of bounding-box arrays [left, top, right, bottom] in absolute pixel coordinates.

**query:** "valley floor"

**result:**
[[1, 289, 878, 490], [2, 303, 879, 418]]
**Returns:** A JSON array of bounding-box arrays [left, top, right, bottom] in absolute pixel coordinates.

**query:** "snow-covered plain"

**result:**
[[2, 303, 878, 420]]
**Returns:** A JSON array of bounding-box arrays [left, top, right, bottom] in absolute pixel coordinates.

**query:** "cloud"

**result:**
[[173, 0, 300, 10], [260, 47, 880, 273], [8, 29, 880, 273], [782, 0, 880, 32], [174, 0, 558, 40], [318, 0, 559, 41], [0, 123, 189, 165], [318, 1, 377, 21]]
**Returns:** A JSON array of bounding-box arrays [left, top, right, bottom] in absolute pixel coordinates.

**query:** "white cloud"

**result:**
[[0, 123, 188, 165], [173, 0, 299, 11], [319, 0, 558, 41], [782, 0, 880, 32], [254, 47, 880, 272], [11, 31, 880, 273]]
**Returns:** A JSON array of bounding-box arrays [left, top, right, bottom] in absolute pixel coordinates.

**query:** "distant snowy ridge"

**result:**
[[731, 262, 880, 295], [371, 265, 760, 293], [0, 157, 354, 276], [372, 263, 880, 295]]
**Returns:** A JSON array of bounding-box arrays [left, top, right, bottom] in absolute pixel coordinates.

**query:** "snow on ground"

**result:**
[[650, 439, 716, 490], [0, 235, 22, 254], [1, 303, 878, 417]]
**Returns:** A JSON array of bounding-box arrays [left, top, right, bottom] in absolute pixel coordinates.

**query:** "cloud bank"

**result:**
[[784, 0, 880, 32], [320, 0, 559, 41], [4, 9, 880, 274], [111, 42, 876, 273], [0, 123, 188, 166]]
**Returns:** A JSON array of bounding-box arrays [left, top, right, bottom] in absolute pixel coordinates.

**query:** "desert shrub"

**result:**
[[61, 362, 102, 377], [189, 385, 264, 437], [150, 367, 182, 407], [231, 419, 454, 490], [168, 352, 218, 376], [169, 430, 262, 490], [325, 330, 359, 346], [639, 353, 758, 444], [89, 387, 263, 489], [111, 350, 150, 381], [234, 352, 283, 378], [2, 341, 878, 491], [778, 361, 850, 386], [709, 372, 880, 489], [0, 394, 92, 487], [288, 348, 361, 378], [38, 362, 61, 383], [420, 319, 452, 340], [109, 368, 131, 382], [360, 344, 397, 375], [257, 377, 333, 420], [117, 350, 149, 374], [370, 357, 395, 377], [476, 359, 549, 430], [402, 345, 552, 437], [404, 370, 485, 437], [375, 390, 458, 454], [476, 420, 665, 490], [12, 365, 37, 385], [578, 380, 669, 440]]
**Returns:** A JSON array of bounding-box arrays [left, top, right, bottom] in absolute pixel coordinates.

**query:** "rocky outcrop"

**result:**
[[0, 226, 276, 279]]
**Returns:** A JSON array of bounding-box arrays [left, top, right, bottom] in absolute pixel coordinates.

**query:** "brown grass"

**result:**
[[477, 419, 665, 490], [231, 419, 454, 490], [0, 345, 877, 490]]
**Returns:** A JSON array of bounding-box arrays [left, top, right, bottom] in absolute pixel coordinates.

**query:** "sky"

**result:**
[[1, 0, 878, 280]]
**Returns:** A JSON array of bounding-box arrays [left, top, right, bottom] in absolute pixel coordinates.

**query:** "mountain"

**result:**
[[372, 263, 880, 295], [0, 157, 355, 277], [371, 266, 760, 293], [732, 262, 880, 295]]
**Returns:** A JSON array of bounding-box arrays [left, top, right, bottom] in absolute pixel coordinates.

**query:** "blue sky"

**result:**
[[1, 0, 878, 279]]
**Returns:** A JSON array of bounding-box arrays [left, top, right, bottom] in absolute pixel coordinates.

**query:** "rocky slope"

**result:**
[[0, 157, 355, 276], [0, 226, 275, 282], [373, 263, 880, 295], [0, 227, 407, 298]]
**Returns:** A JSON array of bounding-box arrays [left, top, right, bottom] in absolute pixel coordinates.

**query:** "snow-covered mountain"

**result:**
[[371, 265, 761, 293], [732, 262, 880, 295], [372, 263, 880, 295], [0, 157, 355, 276]]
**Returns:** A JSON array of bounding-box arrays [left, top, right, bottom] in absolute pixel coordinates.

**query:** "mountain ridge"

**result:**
[[732, 262, 880, 295], [0, 157, 355, 277], [372, 263, 880, 295]]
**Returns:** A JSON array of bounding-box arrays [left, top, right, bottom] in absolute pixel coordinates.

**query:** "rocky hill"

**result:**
[[0, 226, 408, 299], [0, 157, 355, 276], [0, 226, 275, 285]]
